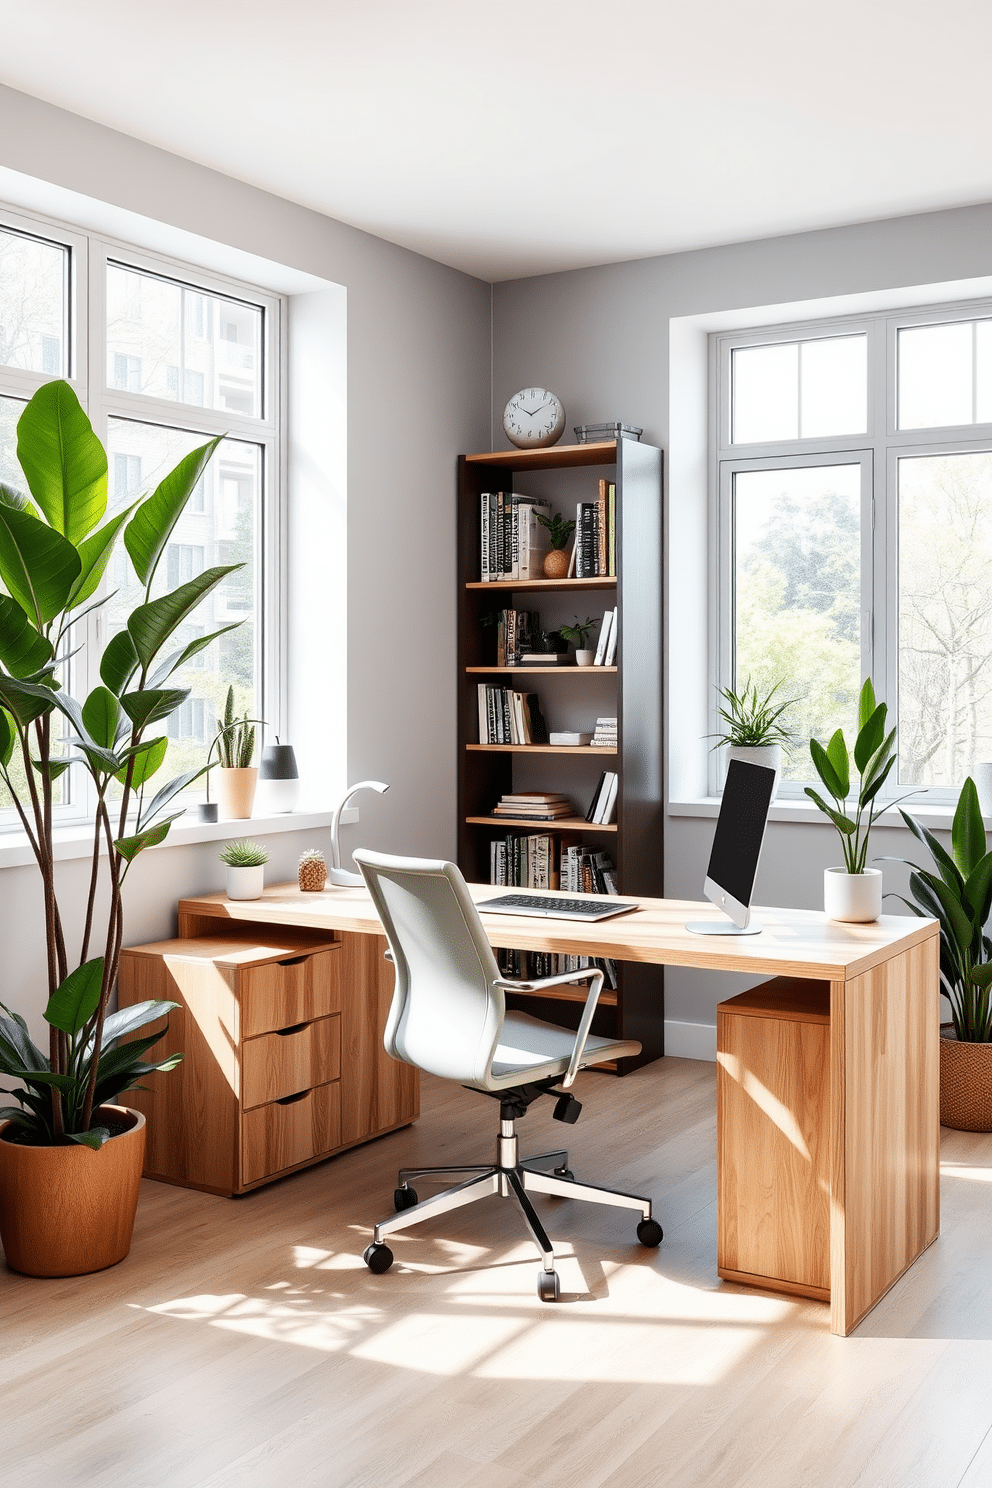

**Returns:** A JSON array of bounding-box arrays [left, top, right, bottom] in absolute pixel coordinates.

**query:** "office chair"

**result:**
[[354, 850, 662, 1301]]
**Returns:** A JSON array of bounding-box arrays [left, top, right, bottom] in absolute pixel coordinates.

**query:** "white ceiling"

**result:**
[[2, 0, 991, 282]]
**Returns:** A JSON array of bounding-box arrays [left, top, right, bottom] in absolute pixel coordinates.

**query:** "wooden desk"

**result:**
[[178, 884, 940, 1337]]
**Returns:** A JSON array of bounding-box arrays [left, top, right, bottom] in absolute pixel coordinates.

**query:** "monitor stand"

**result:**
[[685, 917, 762, 936]]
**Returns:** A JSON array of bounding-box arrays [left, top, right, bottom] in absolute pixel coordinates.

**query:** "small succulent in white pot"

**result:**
[[220, 838, 268, 900], [708, 678, 796, 801]]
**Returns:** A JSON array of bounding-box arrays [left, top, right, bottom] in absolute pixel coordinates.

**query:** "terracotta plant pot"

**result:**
[[217, 766, 257, 820], [939, 1027, 992, 1131], [0, 1106, 146, 1277], [542, 548, 570, 579]]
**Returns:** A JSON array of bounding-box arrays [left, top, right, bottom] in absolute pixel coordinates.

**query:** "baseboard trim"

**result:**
[[664, 1020, 717, 1062]]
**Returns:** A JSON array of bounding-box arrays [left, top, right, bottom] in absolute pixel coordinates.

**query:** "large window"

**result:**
[[0, 206, 283, 821], [714, 303, 992, 800]]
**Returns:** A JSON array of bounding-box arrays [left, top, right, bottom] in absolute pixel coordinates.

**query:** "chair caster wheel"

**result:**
[[363, 1242, 394, 1274], [537, 1269, 560, 1302], [394, 1186, 418, 1211], [637, 1218, 663, 1248], [553, 1167, 575, 1181]]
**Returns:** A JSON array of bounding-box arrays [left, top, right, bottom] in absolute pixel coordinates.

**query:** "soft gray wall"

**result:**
[[0, 84, 490, 1033], [493, 203, 992, 1038]]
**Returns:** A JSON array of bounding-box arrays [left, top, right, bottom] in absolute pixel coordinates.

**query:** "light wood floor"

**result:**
[[4, 1057, 992, 1488]]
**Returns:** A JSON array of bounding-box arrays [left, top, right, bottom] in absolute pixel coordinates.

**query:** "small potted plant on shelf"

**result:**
[[708, 677, 795, 800], [0, 379, 244, 1277], [559, 616, 598, 667], [879, 777, 992, 1130], [220, 838, 269, 900], [805, 678, 910, 922], [213, 686, 259, 820], [536, 511, 576, 580]]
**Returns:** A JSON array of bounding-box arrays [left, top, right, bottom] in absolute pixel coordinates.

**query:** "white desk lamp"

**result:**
[[328, 780, 390, 886]]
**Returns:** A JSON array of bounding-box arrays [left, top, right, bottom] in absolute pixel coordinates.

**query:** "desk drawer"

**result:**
[[240, 946, 341, 1037], [241, 1081, 342, 1185], [242, 1014, 341, 1110]]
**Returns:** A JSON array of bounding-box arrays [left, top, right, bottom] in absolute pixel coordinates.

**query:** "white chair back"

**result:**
[[354, 850, 504, 1084]]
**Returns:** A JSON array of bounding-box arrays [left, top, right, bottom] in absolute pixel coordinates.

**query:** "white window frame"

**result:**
[[0, 200, 287, 829], [711, 297, 992, 804]]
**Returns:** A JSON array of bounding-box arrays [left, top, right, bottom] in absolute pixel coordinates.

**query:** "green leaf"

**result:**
[[100, 630, 140, 696], [148, 623, 242, 689], [45, 689, 120, 771], [804, 786, 857, 834], [124, 437, 224, 587], [953, 777, 987, 878], [32, 757, 71, 781], [100, 999, 178, 1047], [970, 964, 992, 989], [138, 765, 205, 829], [127, 564, 241, 670], [67, 504, 136, 610], [81, 686, 123, 751], [898, 809, 965, 894], [0, 1009, 48, 1077], [0, 594, 54, 678], [963, 852, 992, 931], [44, 958, 105, 1036], [120, 687, 189, 731], [810, 737, 846, 800], [16, 381, 108, 543], [114, 812, 182, 863], [824, 729, 850, 798], [68, 1127, 110, 1150], [854, 702, 887, 775], [0, 709, 14, 768], [0, 674, 57, 727], [860, 754, 896, 806], [0, 503, 82, 628], [858, 677, 878, 730], [114, 735, 168, 788], [923, 873, 975, 955]]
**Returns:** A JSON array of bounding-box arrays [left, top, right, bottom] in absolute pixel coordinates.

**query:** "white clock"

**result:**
[[502, 387, 566, 450]]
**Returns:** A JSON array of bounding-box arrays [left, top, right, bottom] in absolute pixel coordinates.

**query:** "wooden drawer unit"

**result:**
[[240, 949, 341, 1036], [242, 1081, 342, 1185], [242, 1016, 341, 1109]]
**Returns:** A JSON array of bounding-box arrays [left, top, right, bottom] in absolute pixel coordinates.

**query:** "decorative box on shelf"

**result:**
[[574, 423, 642, 443]]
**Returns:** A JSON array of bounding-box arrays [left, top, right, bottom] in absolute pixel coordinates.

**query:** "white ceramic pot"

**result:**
[[727, 743, 782, 801], [575, 649, 595, 667], [255, 777, 300, 815], [226, 864, 264, 900], [823, 866, 882, 923]]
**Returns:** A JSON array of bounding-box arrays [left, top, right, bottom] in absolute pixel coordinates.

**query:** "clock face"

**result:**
[[502, 387, 566, 449]]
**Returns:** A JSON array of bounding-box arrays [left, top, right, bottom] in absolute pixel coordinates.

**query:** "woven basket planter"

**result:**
[[940, 1026, 992, 1131]]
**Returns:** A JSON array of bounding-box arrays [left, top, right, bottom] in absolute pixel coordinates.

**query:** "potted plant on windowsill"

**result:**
[[880, 777, 992, 1130], [805, 678, 909, 922], [213, 685, 259, 819], [220, 838, 269, 900], [708, 678, 795, 801], [0, 379, 246, 1276]]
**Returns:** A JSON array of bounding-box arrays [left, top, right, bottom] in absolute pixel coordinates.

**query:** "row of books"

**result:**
[[493, 845, 619, 990], [477, 687, 549, 745], [587, 770, 618, 824], [492, 791, 577, 822], [592, 716, 618, 747], [592, 609, 618, 666], [480, 492, 550, 581], [574, 480, 616, 579], [492, 609, 539, 667], [489, 832, 559, 890]]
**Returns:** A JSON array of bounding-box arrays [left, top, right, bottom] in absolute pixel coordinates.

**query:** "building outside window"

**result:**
[[713, 304, 992, 801], [0, 206, 283, 824]]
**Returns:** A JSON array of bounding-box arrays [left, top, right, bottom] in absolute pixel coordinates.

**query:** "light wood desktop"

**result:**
[[175, 881, 940, 1337]]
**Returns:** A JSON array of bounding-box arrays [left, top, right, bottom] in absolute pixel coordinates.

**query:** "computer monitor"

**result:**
[[685, 758, 776, 936]]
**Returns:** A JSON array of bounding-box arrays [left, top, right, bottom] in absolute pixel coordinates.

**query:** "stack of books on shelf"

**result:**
[[495, 845, 619, 990], [586, 771, 619, 824], [562, 844, 619, 895], [593, 608, 619, 666], [477, 686, 549, 744], [480, 492, 551, 581], [573, 480, 616, 579], [492, 609, 540, 666], [489, 832, 560, 890], [491, 791, 576, 822], [591, 716, 618, 747]]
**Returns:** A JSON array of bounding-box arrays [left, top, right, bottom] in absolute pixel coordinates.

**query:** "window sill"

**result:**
[[0, 806, 357, 871], [668, 796, 962, 830]]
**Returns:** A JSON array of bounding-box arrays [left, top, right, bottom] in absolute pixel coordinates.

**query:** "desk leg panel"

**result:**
[[830, 935, 940, 1335], [338, 930, 419, 1146]]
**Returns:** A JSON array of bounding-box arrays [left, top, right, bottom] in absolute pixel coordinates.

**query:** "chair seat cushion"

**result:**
[[484, 1010, 641, 1086]]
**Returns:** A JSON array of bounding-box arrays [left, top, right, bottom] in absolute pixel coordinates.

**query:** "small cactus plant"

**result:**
[[219, 839, 269, 868]]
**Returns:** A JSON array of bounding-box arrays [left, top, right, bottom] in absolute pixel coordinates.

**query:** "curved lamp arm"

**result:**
[[329, 780, 390, 886]]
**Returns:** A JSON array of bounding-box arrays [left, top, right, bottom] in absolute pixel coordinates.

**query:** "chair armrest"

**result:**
[[383, 949, 394, 962], [494, 966, 606, 1088]]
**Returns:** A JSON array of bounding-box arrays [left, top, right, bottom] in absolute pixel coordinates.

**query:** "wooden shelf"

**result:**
[[466, 665, 617, 675], [466, 816, 618, 833], [467, 744, 616, 755], [466, 576, 616, 594], [465, 440, 618, 471], [505, 984, 618, 1007]]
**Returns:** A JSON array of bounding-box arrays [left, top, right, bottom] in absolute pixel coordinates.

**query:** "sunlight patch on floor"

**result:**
[[941, 1164, 992, 1182]]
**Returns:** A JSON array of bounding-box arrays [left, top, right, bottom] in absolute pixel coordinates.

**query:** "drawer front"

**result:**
[[241, 1081, 342, 1186], [241, 1015, 341, 1110], [240, 946, 341, 1037]]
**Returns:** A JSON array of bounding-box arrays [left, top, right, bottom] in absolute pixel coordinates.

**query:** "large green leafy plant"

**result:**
[[0, 380, 242, 1148], [881, 779, 992, 1042], [805, 678, 908, 873]]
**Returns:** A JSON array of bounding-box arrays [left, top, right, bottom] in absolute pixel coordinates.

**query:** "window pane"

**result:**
[[106, 419, 261, 785], [0, 394, 26, 488], [898, 322, 973, 429], [977, 321, 992, 424], [0, 227, 67, 376], [732, 343, 798, 444], [800, 336, 867, 438], [898, 451, 992, 786], [734, 464, 862, 781], [106, 265, 263, 418]]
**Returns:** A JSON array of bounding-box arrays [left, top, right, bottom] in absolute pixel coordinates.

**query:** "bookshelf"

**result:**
[[457, 437, 664, 1073]]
